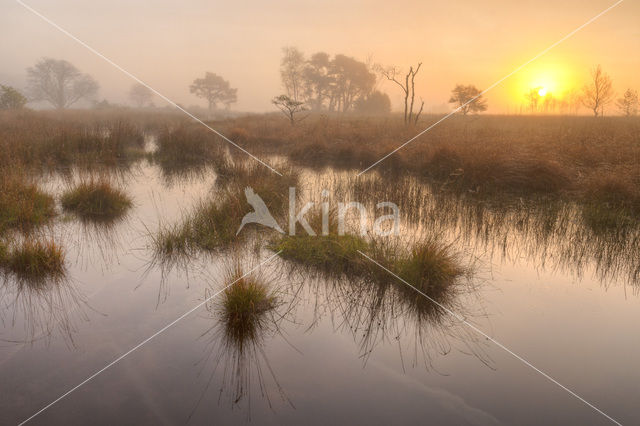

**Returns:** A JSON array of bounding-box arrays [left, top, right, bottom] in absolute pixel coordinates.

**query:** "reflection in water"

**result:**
[[65, 218, 130, 273], [288, 262, 492, 373], [190, 259, 294, 422], [0, 270, 88, 347], [312, 171, 640, 288]]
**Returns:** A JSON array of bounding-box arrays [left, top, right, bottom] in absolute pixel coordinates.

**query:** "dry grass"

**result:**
[[153, 124, 227, 179], [61, 179, 132, 221], [219, 114, 640, 204], [0, 110, 150, 172], [0, 239, 66, 281], [0, 169, 56, 233], [152, 165, 299, 259], [219, 263, 276, 346]]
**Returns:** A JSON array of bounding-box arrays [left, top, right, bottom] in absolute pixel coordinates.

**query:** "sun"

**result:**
[[537, 87, 548, 97]]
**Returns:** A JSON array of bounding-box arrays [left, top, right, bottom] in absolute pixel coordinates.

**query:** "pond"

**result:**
[[1, 158, 638, 425]]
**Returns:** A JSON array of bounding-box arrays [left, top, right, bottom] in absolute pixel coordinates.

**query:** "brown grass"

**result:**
[[61, 179, 132, 221], [218, 114, 640, 204], [0, 239, 66, 281], [0, 169, 56, 233], [0, 109, 152, 172]]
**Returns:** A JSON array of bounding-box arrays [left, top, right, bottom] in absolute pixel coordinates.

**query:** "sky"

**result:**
[[1, 0, 638, 113]]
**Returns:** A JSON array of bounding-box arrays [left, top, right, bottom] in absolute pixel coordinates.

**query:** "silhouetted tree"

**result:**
[[448, 84, 487, 115], [581, 65, 614, 117], [524, 88, 543, 113], [328, 55, 376, 113], [616, 88, 638, 116], [354, 90, 391, 115], [282, 49, 377, 113], [26, 58, 98, 109], [301, 52, 332, 110], [280, 47, 306, 101], [272, 95, 307, 125], [129, 83, 154, 108], [378, 62, 424, 125], [0, 85, 27, 109], [189, 72, 237, 114]]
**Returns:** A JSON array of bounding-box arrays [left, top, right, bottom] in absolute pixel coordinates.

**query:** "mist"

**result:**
[[2, 0, 639, 113]]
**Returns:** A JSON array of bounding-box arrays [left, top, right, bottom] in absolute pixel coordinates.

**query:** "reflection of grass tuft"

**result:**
[[61, 180, 132, 221]]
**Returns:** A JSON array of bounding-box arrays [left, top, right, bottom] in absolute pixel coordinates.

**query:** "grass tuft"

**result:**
[[1, 239, 66, 280], [220, 263, 276, 345], [61, 180, 132, 221], [0, 172, 56, 233], [392, 241, 465, 296]]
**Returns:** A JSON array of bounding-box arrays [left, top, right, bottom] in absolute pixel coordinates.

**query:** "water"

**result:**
[[1, 161, 638, 425]]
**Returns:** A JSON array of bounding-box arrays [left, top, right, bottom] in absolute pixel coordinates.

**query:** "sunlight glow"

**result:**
[[538, 87, 548, 97]]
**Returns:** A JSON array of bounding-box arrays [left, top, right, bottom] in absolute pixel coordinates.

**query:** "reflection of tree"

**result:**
[[0, 272, 88, 347], [189, 264, 294, 422]]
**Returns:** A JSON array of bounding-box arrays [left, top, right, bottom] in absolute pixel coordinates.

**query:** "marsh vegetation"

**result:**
[[1, 109, 639, 424]]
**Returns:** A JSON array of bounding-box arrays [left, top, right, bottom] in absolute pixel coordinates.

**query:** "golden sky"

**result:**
[[2, 0, 638, 113]]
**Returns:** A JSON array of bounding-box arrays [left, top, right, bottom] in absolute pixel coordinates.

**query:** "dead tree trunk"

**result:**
[[381, 62, 422, 125]]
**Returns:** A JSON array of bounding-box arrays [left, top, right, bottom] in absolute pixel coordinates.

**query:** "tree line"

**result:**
[[277, 47, 390, 115], [523, 65, 638, 117], [1, 56, 637, 120]]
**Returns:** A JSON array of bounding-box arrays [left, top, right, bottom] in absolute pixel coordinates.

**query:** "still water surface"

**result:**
[[0, 162, 638, 425]]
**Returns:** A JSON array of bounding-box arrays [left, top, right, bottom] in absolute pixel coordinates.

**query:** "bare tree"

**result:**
[[378, 62, 424, 125], [26, 58, 99, 109], [581, 65, 614, 117], [448, 84, 487, 115], [272, 95, 308, 125], [189, 72, 237, 115], [128, 83, 154, 108], [280, 47, 306, 101], [616, 88, 639, 116]]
